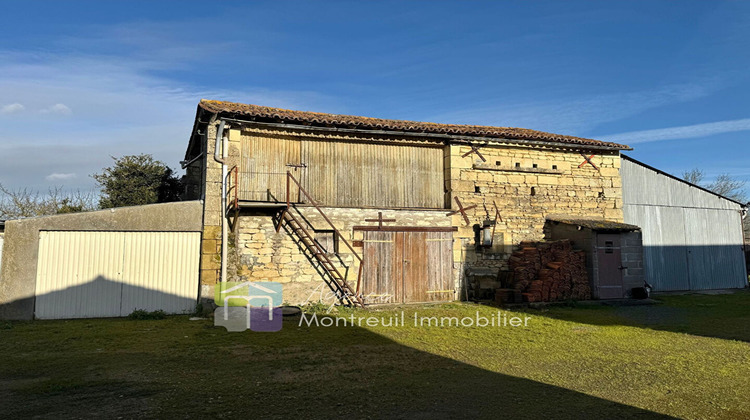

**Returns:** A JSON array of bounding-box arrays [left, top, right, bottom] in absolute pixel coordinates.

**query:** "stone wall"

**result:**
[[199, 120, 241, 290], [448, 144, 623, 272], [227, 207, 453, 305], [182, 154, 204, 201], [196, 121, 627, 304]]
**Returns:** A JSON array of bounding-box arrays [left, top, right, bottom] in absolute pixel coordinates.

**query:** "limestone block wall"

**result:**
[[200, 122, 244, 290], [447, 144, 624, 271], [228, 207, 453, 305], [196, 119, 627, 304]]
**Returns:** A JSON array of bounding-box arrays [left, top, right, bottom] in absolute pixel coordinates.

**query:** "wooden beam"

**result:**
[[352, 226, 458, 232]]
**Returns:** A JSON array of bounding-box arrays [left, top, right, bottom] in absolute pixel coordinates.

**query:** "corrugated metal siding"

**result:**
[[683, 208, 747, 290], [35, 231, 200, 319], [622, 158, 740, 210], [625, 205, 691, 291], [621, 158, 747, 291], [120, 232, 201, 315], [241, 134, 443, 208]]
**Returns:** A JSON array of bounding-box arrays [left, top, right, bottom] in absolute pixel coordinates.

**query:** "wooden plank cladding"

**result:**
[[240, 133, 300, 202], [362, 230, 454, 304], [240, 132, 444, 208]]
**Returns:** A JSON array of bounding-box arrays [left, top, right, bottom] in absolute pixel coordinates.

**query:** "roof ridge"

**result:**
[[198, 99, 630, 150]]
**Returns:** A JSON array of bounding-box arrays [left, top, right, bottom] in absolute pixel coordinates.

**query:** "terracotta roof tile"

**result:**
[[198, 99, 630, 150], [547, 216, 640, 232]]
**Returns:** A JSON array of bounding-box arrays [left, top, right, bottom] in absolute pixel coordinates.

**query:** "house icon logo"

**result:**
[[214, 281, 283, 332]]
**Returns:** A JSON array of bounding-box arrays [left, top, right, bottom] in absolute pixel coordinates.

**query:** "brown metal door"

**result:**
[[596, 233, 624, 299]]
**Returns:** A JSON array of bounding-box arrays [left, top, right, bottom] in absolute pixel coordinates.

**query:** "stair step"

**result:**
[[281, 209, 364, 308]]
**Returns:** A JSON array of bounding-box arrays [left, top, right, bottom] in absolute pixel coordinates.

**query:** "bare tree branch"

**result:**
[[0, 184, 99, 219], [707, 175, 747, 202], [682, 169, 747, 202], [682, 168, 705, 186]]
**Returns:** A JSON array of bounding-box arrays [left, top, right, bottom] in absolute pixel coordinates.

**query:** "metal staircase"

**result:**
[[276, 171, 365, 308], [225, 168, 365, 307], [278, 210, 363, 307]]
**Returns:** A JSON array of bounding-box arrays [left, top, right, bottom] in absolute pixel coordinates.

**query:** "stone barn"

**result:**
[[183, 100, 632, 306]]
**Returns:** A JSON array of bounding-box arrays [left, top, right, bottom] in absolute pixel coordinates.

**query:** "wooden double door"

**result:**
[[362, 230, 454, 304]]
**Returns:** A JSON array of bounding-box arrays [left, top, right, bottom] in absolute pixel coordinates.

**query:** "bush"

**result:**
[[127, 309, 167, 320]]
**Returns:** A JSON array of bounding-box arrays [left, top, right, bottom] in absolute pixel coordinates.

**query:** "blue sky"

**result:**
[[1, 0, 749, 193]]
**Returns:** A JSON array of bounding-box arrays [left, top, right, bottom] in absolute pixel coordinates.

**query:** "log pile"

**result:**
[[507, 240, 591, 302]]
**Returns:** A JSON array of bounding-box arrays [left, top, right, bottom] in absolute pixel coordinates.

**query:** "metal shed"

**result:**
[[620, 155, 748, 291]]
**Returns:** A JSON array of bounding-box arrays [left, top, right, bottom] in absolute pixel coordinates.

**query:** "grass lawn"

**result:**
[[0, 292, 748, 419]]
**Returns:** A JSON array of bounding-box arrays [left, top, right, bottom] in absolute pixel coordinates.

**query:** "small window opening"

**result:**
[[475, 186, 481, 193], [605, 241, 614, 254], [315, 230, 339, 254], [598, 191, 605, 198], [515, 162, 521, 168], [532, 163, 538, 168], [530, 187, 536, 196], [495, 161, 501, 166], [552, 165, 558, 170]]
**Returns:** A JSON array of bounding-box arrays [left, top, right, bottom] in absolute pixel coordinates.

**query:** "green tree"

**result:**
[[93, 154, 183, 208]]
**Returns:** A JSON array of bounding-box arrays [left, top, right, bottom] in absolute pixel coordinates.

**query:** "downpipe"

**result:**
[[742, 204, 749, 283], [213, 120, 228, 283]]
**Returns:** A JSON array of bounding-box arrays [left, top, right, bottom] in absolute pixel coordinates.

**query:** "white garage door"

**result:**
[[35, 231, 200, 319]]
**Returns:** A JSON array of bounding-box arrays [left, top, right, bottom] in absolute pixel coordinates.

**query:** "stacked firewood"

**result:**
[[507, 240, 591, 302]]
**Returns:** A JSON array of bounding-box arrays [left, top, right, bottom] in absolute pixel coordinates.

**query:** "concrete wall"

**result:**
[[620, 231, 646, 295], [0, 232, 4, 285], [547, 223, 644, 299], [0, 201, 203, 320]]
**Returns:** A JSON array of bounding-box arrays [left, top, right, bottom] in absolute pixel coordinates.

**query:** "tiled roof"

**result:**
[[198, 100, 630, 150], [547, 216, 640, 232]]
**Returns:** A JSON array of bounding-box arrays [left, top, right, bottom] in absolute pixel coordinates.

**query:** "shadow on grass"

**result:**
[[0, 311, 676, 419], [538, 290, 750, 343], [0, 278, 679, 418]]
